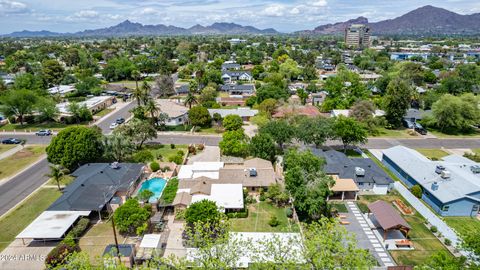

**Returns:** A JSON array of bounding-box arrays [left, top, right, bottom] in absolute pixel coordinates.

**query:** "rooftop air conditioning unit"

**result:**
[[471, 165, 480, 174], [249, 168, 257, 177], [431, 182, 439, 191], [110, 162, 120, 169], [435, 165, 446, 174], [355, 167, 365, 177], [441, 170, 451, 179]]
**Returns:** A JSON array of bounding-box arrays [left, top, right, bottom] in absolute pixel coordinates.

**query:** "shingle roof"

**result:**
[[172, 192, 192, 206], [368, 200, 411, 231], [48, 163, 144, 211], [313, 149, 393, 185], [156, 99, 189, 118]]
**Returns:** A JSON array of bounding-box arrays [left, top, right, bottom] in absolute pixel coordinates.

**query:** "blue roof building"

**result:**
[[382, 146, 480, 217]]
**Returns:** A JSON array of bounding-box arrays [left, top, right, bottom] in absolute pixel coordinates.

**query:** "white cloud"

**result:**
[[262, 4, 286, 17], [73, 10, 99, 19], [138, 7, 161, 16], [290, 7, 300, 15], [0, 0, 28, 14], [310, 0, 328, 7]]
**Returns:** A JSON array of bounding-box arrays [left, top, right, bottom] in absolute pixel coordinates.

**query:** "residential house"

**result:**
[[222, 71, 253, 83], [330, 109, 385, 118], [156, 99, 189, 126], [221, 62, 241, 71], [56, 96, 115, 119], [309, 92, 327, 106], [382, 146, 480, 216], [404, 108, 431, 123], [220, 84, 255, 95], [218, 96, 247, 107], [313, 149, 394, 195], [208, 107, 258, 121], [175, 84, 189, 95], [272, 105, 321, 119], [48, 85, 76, 95]]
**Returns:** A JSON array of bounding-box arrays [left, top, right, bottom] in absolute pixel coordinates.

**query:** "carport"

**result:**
[[16, 211, 90, 244]]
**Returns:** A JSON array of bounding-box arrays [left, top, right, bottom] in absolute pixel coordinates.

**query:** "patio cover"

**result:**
[[140, 234, 161, 248], [16, 211, 90, 239], [368, 200, 411, 231], [331, 176, 359, 192]]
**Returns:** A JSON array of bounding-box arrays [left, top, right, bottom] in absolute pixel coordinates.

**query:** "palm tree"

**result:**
[[184, 91, 197, 109], [133, 86, 143, 106], [46, 165, 69, 191], [132, 70, 141, 92], [145, 99, 160, 127], [141, 81, 152, 106], [132, 70, 142, 106]]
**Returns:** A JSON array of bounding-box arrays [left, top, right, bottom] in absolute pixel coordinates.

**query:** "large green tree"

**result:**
[[428, 94, 479, 134], [219, 129, 249, 157], [249, 133, 276, 162], [332, 116, 368, 153], [116, 119, 157, 149], [42, 59, 65, 87], [46, 126, 104, 170], [222, 115, 243, 131], [322, 67, 368, 110], [114, 199, 150, 234], [296, 117, 332, 148], [260, 120, 295, 149], [384, 78, 413, 128], [188, 106, 212, 127], [0, 89, 37, 125], [185, 200, 222, 225]]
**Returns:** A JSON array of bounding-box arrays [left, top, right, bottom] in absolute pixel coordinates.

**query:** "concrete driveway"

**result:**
[[0, 239, 57, 270], [187, 146, 220, 164]]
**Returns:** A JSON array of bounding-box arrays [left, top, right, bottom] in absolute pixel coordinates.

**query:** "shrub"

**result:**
[[197, 144, 205, 151], [444, 238, 451, 246], [177, 150, 185, 156], [170, 144, 175, 149], [286, 208, 293, 218], [188, 145, 196, 154], [136, 222, 148, 236], [227, 209, 249, 219], [70, 218, 90, 238], [175, 209, 186, 220], [430, 226, 438, 233], [150, 161, 160, 172], [132, 150, 154, 163], [268, 215, 280, 227], [169, 154, 184, 165], [410, 184, 423, 198], [45, 243, 80, 268]]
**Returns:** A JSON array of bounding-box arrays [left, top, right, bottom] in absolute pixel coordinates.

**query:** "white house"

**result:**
[[156, 99, 189, 126]]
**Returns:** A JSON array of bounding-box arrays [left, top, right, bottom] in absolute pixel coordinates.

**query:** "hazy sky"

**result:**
[[0, 0, 479, 34]]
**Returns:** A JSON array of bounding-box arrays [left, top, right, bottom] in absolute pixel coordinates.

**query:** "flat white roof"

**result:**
[[17, 211, 90, 239], [178, 162, 224, 180], [191, 184, 244, 210], [140, 234, 161, 248], [56, 96, 113, 114], [48, 85, 76, 95]]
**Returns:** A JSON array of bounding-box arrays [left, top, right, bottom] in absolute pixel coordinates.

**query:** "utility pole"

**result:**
[[111, 216, 122, 263]]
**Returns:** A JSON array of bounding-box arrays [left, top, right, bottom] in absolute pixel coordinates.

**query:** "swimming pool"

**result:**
[[138, 178, 167, 203]]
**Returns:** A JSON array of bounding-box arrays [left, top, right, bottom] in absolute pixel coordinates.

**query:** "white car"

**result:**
[[109, 122, 118, 129]]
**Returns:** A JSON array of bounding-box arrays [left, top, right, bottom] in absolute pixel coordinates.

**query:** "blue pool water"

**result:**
[[138, 178, 167, 203]]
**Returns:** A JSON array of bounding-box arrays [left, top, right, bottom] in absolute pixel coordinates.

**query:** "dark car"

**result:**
[[116, 118, 125, 125], [35, 129, 52, 136], [2, 138, 21, 144], [414, 123, 427, 135]]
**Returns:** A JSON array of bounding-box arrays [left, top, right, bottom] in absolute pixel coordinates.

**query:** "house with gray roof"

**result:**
[[220, 84, 255, 95], [208, 107, 258, 121], [313, 149, 393, 195], [222, 71, 253, 83], [48, 163, 145, 212], [382, 146, 480, 216]]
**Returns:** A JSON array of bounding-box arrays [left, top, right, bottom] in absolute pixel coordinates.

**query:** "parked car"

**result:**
[[116, 118, 125, 124], [35, 130, 52, 136], [2, 138, 21, 144], [109, 122, 118, 130], [402, 119, 414, 129], [414, 123, 427, 135]]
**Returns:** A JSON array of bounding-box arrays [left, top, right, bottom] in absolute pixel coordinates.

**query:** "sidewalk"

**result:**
[[0, 145, 22, 160]]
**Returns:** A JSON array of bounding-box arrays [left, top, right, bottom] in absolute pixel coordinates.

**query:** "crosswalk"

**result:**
[[346, 201, 395, 267]]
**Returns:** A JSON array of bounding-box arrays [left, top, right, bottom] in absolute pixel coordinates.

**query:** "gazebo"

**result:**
[[367, 200, 411, 246]]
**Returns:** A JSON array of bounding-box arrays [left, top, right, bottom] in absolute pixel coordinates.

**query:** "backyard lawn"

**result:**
[[0, 145, 46, 180], [230, 201, 299, 233], [415, 149, 449, 160], [0, 144, 16, 154], [444, 217, 480, 238], [0, 188, 61, 251], [145, 144, 188, 162], [358, 192, 452, 266], [79, 220, 126, 263]]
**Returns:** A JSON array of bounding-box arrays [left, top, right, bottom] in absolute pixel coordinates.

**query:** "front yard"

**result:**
[[0, 122, 69, 132], [0, 188, 61, 252], [415, 149, 449, 160], [145, 144, 188, 162], [230, 201, 299, 233], [0, 145, 46, 181], [358, 192, 452, 266], [444, 217, 480, 239], [0, 144, 16, 154]]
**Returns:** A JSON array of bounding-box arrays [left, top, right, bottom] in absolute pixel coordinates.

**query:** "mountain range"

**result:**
[[3, 5, 480, 37], [299, 5, 480, 36]]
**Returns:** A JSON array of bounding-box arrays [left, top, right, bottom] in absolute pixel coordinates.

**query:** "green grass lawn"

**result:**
[[331, 203, 348, 213], [0, 122, 69, 132], [0, 144, 16, 154], [79, 220, 126, 264], [473, 149, 480, 155], [0, 188, 61, 252], [415, 149, 449, 160], [428, 129, 480, 138], [47, 175, 75, 187], [145, 144, 188, 162], [373, 127, 417, 138], [358, 192, 451, 266], [94, 108, 114, 118], [444, 217, 480, 238], [165, 125, 222, 134], [0, 145, 46, 180], [231, 201, 299, 233]]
